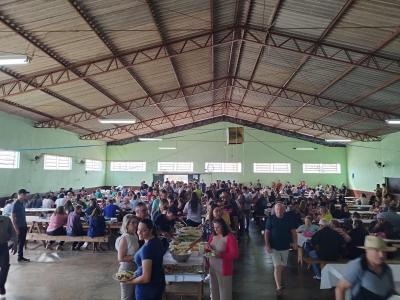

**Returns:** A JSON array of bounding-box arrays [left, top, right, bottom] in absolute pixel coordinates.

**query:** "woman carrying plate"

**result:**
[[116, 214, 140, 300], [127, 219, 168, 300]]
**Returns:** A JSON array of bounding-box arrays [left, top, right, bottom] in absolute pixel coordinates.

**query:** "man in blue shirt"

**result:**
[[265, 202, 297, 295], [103, 199, 120, 218], [11, 189, 30, 262]]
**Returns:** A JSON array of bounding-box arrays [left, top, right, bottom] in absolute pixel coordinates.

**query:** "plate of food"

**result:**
[[113, 271, 136, 282]]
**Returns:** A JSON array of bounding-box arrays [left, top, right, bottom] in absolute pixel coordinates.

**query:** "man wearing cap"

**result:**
[[0, 214, 17, 296], [335, 235, 396, 300], [11, 189, 30, 262]]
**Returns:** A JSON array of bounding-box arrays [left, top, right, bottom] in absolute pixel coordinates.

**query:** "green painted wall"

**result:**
[[347, 131, 400, 192], [106, 122, 348, 187], [0, 112, 106, 197]]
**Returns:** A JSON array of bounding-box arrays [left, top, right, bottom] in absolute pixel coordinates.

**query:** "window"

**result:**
[[0, 150, 20, 169], [303, 163, 341, 174], [205, 162, 242, 173], [157, 162, 193, 173], [253, 163, 291, 173], [85, 159, 102, 171], [110, 161, 146, 172], [44, 155, 72, 170]]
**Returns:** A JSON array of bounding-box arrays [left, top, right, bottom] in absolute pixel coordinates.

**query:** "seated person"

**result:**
[[296, 216, 319, 247], [330, 220, 351, 246], [135, 202, 150, 221], [378, 205, 400, 234], [88, 207, 106, 251], [85, 199, 98, 217], [2, 199, 14, 217], [306, 219, 345, 280], [55, 194, 66, 208], [66, 205, 86, 250], [369, 213, 395, 239], [338, 204, 351, 219], [319, 206, 333, 223], [358, 193, 369, 205], [153, 199, 168, 222], [46, 206, 68, 250], [42, 194, 55, 209], [103, 199, 120, 219], [347, 219, 368, 259], [120, 196, 133, 212], [154, 207, 177, 239]]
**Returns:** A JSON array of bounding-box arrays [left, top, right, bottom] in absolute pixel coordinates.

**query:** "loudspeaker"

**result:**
[[227, 127, 244, 144]]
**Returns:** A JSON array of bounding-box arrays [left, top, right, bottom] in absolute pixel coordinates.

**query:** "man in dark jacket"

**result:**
[[307, 219, 345, 279]]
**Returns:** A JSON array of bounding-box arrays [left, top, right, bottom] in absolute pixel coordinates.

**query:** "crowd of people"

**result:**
[[0, 179, 399, 299]]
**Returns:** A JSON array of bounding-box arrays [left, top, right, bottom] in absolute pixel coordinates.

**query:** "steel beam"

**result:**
[[80, 101, 380, 142], [146, 0, 194, 122], [258, 0, 355, 122], [0, 13, 145, 130], [35, 78, 230, 128], [80, 102, 227, 140], [1, 25, 399, 101], [109, 115, 344, 147], [234, 0, 283, 118], [292, 26, 400, 119], [225, 102, 380, 141], [35, 76, 399, 128], [67, 0, 164, 129], [233, 78, 400, 121]]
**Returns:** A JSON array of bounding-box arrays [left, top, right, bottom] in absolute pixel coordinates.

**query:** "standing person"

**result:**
[[0, 214, 17, 296], [183, 192, 202, 227], [116, 214, 140, 300], [206, 218, 239, 300], [264, 202, 297, 295], [335, 236, 396, 300], [11, 189, 30, 262], [127, 219, 168, 300]]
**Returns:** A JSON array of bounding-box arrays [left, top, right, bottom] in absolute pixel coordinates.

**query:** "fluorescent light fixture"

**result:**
[[158, 147, 176, 150], [98, 119, 136, 124], [0, 55, 31, 65], [139, 138, 163, 141], [293, 147, 317, 150], [301, 133, 315, 137], [325, 139, 352, 143], [385, 119, 400, 125]]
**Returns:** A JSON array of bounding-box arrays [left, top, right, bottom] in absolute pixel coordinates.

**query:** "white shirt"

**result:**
[[42, 198, 54, 208], [55, 198, 66, 207]]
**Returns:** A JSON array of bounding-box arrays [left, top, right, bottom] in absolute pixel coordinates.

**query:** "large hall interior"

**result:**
[[0, 0, 400, 299]]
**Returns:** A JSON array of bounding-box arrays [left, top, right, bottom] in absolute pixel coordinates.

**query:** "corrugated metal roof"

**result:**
[[0, 0, 398, 141], [325, 0, 400, 52]]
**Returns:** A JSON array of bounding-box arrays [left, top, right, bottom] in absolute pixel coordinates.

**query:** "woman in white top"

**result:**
[[183, 191, 203, 227], [116, 214, 140, 300]]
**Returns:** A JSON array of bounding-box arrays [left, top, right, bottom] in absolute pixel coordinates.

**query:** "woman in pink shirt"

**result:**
[[46, 206, 68, 250], [206, 218, 239, 300]]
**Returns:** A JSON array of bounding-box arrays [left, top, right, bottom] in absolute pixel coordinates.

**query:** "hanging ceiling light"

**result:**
[[325, 139, 352, 143], [385, 120, 400, 125], [158, 147, 176, 150], [293, 147, 317, 150], [139, 138, 163, 141], [0, 55, 31, 65], [98, 119, 136, 124]]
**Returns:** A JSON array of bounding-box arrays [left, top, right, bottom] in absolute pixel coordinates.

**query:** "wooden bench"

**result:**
[[26, 233, 109, 252]]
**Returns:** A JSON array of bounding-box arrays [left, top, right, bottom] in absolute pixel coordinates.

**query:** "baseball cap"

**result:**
[[18, 188, 30, 195]]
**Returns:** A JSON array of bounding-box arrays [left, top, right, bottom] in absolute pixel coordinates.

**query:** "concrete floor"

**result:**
[[3, 226, 335, 300]]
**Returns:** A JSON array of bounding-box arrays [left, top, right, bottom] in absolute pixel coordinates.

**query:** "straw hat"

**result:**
[[358, 235, 396, 252]]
